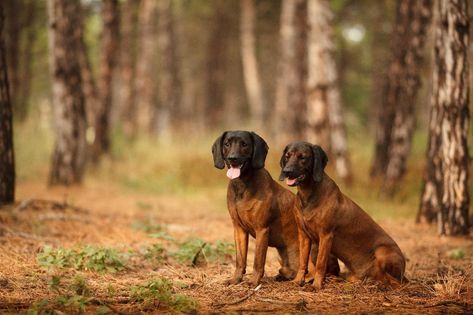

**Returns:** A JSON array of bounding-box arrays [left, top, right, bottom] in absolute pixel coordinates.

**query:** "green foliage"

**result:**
[[448, 248, 466, 260], [130, 278, 197, 313], [150, 230, 176, 242], [170, 238, 234, 266], [144, 244, 167, 262], [37, 245, 127, 273], [28, 274, 101, 315]]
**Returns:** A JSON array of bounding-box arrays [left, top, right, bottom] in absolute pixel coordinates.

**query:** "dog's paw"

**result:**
[[225, 276, 243, 286], [293, 272, 305, 287], [248, 275, 262, 288], [313, 275, 324, 291]]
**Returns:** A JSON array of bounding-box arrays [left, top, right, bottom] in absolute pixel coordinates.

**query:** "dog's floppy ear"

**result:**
[[278, 145, 288, 181], [211, 132, 227, 169], [312, 145, 328, 182], [251, 132, 268, 169]]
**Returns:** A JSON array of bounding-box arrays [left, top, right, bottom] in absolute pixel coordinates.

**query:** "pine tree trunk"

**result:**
[[205, 1, 228, 129], [240, 0, 265, 127], [382, 0, 432, 194], [119, 0, 140, 139], [306, 0, 351, 182], [156, 0, 181, 134], [3, 0, 20, 116], [134, 0, 158, 133], [92, 0, 119, 161], [47, 0, 87, 186], [273, 0, 306, 144], [77, 6, 99, 142], [16, 0, 37, 121], [418, 0, 470, 236], [368, 0, 391, 134], [0, 2, 15, 205], [372, 0, 431, 178]]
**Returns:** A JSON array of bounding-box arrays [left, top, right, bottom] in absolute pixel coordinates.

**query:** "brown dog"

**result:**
[[212, 131, 300, 286], [279, 142, 407, 290], [212, 132, 339, 287]]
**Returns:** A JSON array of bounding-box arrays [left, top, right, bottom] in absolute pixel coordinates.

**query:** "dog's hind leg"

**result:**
[[373, 245, 406, 287]]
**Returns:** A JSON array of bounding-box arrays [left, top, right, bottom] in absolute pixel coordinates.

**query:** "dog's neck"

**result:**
[[229, 168, 265, 197], [296, 174, 326, 207]]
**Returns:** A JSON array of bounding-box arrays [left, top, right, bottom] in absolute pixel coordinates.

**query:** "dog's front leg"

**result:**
[[313, 232, 334, 290], [250, 227, 269, 287], [294, 229, 311, 286], [226, 224, 248, 285]]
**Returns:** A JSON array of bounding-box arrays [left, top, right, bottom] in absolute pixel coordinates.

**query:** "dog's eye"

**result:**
[[241, 142, 247, 147], [224, 142, 230, 147], [299, 156, 305, 160]]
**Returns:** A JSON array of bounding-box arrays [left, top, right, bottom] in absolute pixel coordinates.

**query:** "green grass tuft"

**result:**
[[37, 245, 127, 273], [130, 278, 197, 313]]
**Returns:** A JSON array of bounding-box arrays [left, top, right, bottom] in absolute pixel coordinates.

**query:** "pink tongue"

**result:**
[[286, 178, 297, 186], [227, 167, 241, 179]]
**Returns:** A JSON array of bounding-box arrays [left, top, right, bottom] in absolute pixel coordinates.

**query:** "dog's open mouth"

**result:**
[[226, 163, 245, 180], [286, 174, 305, 186]]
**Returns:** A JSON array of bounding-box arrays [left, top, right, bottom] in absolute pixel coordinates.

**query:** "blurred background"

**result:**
[[2, 0, 472, 228]]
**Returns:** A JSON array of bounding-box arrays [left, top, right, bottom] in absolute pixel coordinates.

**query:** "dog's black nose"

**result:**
[[227, 156, 239, 163], [282, 169, 297, 179]]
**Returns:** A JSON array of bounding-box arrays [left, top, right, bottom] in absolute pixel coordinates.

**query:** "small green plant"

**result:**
[[131, 278, 196, 313], [28, 274, 103, 315], [211, 240, 235, 263], [169, 238, 234, 266], [170, 239, 209, 266], [448, 248, 466, 260], [37, 245, 127, 272], [149, 230, 176, 242], [144, 243, 168, 262]]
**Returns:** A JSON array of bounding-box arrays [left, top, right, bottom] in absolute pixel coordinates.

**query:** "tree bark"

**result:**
[[240, 0, 265, 127], [0, 2, 15, 205], [76, 6, 99, 146], [371, 0, 431, 180], [273, 0, 307, 144], [3, 0, 20, 117], [205, 1, 229, 129], [47, 0, 87, 186], [15, 0, 38, 121], [119, 0, 140, 139], [418, 0, 470, 236], [382, 0, 432, 194], [155, 0, 181, 134], [134, 0, 158, 133], [306, 0, 351, 182], [91, 0, 120, 161]]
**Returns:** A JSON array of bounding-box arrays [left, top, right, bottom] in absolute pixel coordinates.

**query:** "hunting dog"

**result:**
[[279, 142, 406, 290], [212, 131, 339, 287]]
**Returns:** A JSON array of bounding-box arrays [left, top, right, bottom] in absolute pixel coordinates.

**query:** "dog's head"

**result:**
[[212, 131, 268, 180], [279, 142, 328, 186]]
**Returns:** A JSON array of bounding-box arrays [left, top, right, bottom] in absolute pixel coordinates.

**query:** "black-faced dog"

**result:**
[[279, 142, 407, 290], [212, 131, 300, 287]]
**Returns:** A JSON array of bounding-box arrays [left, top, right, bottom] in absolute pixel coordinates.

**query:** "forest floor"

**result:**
[[0, 180, 472, 314]]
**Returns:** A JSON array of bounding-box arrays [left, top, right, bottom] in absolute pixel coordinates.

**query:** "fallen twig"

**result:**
[[424, 300, 470, 308], [213, 284, 262, 307], [192, 242, 207, 266], [254, 297, 296, 305]]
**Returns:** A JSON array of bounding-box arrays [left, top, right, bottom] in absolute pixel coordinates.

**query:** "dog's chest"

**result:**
[[295, 203, 323, 241]]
